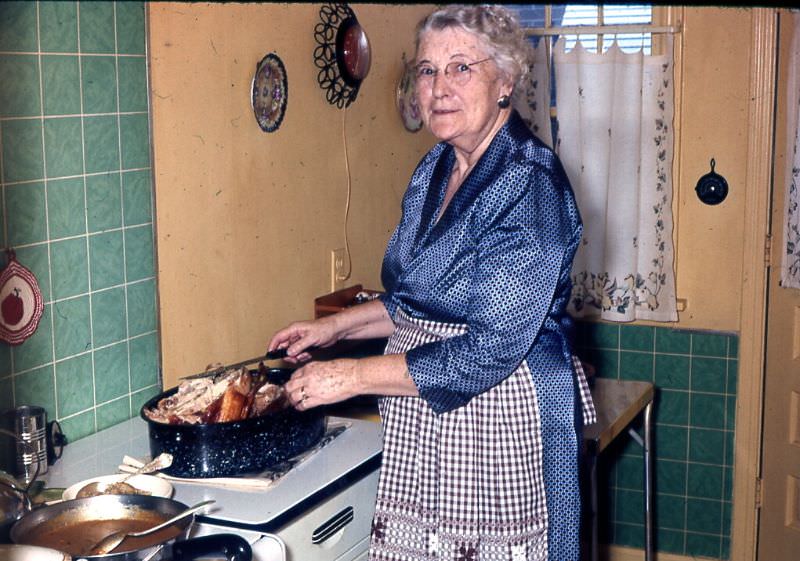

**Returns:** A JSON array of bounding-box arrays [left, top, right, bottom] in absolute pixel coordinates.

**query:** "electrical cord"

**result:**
[[338, 105, 353, 283]]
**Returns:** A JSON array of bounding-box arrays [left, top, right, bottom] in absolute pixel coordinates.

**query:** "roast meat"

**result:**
[[143, 365, 287, 425]]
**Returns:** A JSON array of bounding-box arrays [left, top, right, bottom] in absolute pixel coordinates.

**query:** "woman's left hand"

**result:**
[[285, 359, 362, 410]]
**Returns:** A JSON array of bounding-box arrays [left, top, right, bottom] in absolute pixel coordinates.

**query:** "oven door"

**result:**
[[190, 466, 378, 561], [273, 467, 378, 561]]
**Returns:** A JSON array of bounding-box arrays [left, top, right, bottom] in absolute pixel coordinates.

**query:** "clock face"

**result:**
[[340, 22, 371, 82], [251, 53, 288, 133], [335, 17, 371, 87]]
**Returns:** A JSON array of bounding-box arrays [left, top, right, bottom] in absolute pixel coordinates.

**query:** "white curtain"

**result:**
[[781, 11, 800, 289], [553, 37, 678, 322], [513, 38, 553, 148]]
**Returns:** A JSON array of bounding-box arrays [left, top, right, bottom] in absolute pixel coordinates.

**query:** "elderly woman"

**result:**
[[268, 5, 594, 561]]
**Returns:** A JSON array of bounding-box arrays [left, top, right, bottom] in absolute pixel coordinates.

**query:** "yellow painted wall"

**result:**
[[149, 3, 436, 386], [671, 7, 755, 331], [150, 4, 771, 387]]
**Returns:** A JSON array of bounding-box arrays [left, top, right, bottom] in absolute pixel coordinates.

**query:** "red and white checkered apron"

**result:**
[[368, 310, 549, 561]]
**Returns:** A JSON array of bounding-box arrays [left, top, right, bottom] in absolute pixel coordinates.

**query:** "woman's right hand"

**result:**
[[267, 316, 341, 364]]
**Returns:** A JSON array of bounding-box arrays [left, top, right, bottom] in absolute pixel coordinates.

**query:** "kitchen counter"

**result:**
[[42, 415, 384, 531]]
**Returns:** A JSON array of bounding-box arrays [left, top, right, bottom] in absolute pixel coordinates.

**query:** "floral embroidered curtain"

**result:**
[[513, 39, 553, 149], [548, 37, 678, 322], [781, 11, 800, 289]]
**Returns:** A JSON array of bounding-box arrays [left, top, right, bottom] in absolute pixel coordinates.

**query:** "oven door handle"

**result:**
[[311, 506, 355, 544]]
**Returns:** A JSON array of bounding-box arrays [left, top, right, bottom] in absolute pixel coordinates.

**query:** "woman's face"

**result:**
[[415, 27, 510, 152]]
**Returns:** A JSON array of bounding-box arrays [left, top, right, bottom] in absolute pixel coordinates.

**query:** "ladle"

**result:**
[[75, 453, 173, 498], [88, 499, 215, 555]]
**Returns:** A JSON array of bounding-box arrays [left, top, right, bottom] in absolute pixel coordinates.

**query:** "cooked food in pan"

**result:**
[[143, 365, 286, 425]]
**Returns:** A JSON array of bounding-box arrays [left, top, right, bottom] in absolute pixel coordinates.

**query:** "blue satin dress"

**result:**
[[376, 111, 586, 561]]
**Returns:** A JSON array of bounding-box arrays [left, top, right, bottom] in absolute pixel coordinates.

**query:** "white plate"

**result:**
[[62, 474, 173, 501], [0, 544, 70, 561]]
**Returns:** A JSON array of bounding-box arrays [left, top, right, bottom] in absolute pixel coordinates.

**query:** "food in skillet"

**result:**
[[143, 364, 286, 424], [16, 506, 182, 557]]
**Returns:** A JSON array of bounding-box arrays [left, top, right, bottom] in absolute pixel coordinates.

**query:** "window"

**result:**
[[505, 4, 664, 145], [559, 4, 653, 53], [506, 4, 655, 53], [507, 4, 681, 324]]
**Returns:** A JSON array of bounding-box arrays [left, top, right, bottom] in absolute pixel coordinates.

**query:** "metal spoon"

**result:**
[[75, 453, 173, 498], [88, 499, 215, 555]]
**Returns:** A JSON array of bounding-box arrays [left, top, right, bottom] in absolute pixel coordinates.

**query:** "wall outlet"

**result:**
[[331, 248, 346, 292]]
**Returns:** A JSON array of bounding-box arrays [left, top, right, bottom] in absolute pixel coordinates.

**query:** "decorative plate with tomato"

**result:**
[[0, 251, 43, 345]]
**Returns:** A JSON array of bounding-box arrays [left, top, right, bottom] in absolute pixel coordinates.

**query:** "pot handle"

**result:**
[[46, 420, 67, 464], [0, 474, 33, 512], [171, 534, 252, 561]]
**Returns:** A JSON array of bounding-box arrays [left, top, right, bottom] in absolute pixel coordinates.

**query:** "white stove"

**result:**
[[43, 416, 383, 561]]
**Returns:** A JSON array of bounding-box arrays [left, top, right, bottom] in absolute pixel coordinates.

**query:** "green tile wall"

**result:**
[[576, 321, 738, 560], [0, 1, 160, 442]]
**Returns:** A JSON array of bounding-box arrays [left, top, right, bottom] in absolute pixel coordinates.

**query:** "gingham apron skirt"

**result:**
[[368, 310, 551, 561]]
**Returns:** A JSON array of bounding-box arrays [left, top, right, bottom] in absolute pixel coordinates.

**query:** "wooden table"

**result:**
[[583, 378, 655, 561]]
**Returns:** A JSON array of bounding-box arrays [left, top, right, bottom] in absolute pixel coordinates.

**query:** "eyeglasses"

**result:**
[[415, 58, 491, 88]]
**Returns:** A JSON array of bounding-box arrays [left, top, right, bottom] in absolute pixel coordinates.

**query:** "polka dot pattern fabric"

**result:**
[[379, 111, 587, 560]]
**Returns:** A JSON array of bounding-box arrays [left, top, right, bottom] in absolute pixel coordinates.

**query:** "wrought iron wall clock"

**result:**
[[313, 3, 372, 108]]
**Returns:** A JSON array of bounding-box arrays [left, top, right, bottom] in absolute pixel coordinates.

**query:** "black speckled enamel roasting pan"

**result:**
[[139, 368, 325, 478]]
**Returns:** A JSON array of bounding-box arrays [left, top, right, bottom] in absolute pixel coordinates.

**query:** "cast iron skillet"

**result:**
[[140, 368, 325, 478]]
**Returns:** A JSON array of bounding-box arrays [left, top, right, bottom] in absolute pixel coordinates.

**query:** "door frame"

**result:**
[[731, 8, 778, 561]]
